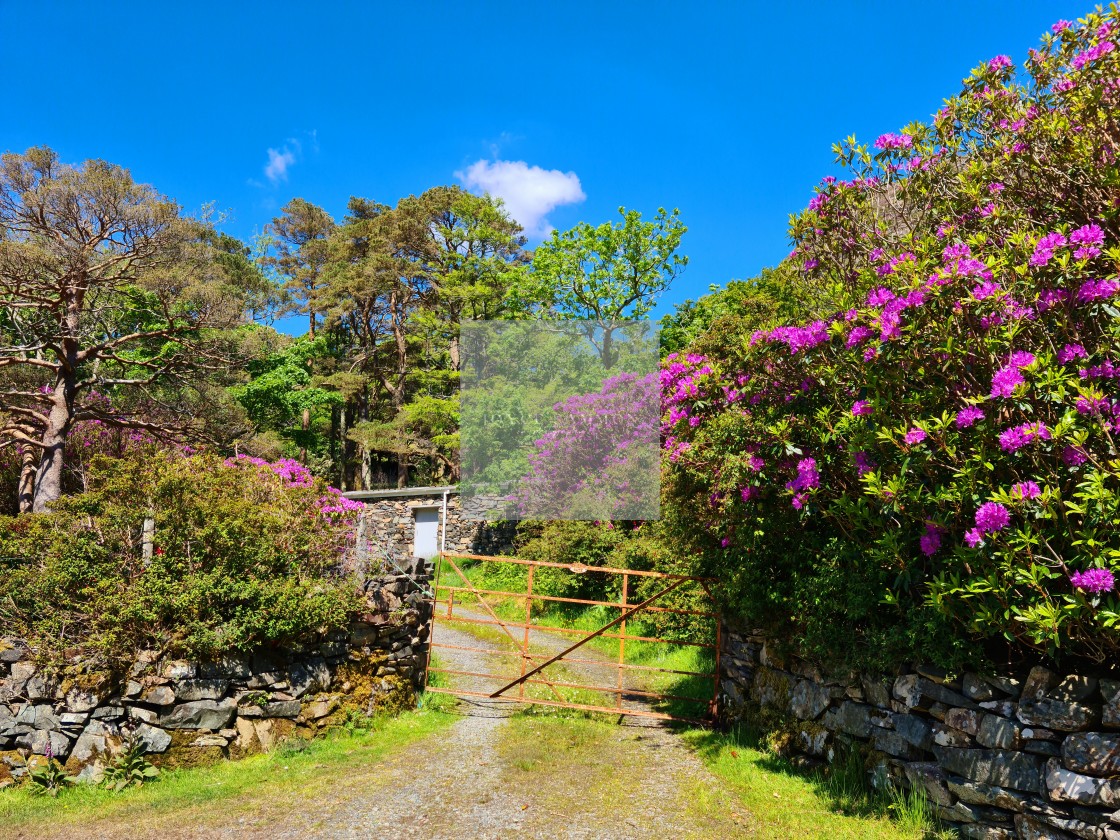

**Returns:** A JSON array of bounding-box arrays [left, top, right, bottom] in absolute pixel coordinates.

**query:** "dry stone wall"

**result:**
[[0, 568, 433, 786], [721, 625, 1120, 840]]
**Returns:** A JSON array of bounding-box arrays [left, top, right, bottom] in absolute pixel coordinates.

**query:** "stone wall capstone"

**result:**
[[720, 625, 1120, 840], [0, 566, 434, 786]]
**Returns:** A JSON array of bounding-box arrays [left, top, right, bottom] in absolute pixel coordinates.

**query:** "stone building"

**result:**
[[343, 485, 514, 565]]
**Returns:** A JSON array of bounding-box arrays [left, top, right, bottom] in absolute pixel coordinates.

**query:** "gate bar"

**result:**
[[488, 577, 688, 698]]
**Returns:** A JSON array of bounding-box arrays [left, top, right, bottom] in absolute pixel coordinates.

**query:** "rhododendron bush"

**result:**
[[0, 452, 363, 667], [662, 10, 1120, 669]]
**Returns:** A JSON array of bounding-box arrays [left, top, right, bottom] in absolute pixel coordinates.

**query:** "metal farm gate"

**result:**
[[423, 553, 720, 724]]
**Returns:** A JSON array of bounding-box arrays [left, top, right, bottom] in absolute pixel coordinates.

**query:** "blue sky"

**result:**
[[2, 1, 1088, 333]]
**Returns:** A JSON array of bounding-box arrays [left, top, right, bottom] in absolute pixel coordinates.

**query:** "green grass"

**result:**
[[682, 724, 952, 840], [0, 700, 455, 837]]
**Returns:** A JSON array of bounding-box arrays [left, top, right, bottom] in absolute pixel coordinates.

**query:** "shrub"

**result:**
[[662, 10, 1120, 670], [0, 452, 363, 669]]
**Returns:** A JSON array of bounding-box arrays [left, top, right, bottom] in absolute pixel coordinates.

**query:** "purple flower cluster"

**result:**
[[226, 454, 314, 488], [1069, 567, 1115, 593], [1011, 480, 1042, 500], [991, 366, 1025, 398], [965, 501, 1012, 547], [998, 422, 1051, 452], [1076, 278, 1120, 303], [904, 427, 927, 445], [851, 400, 873, 416], [875, 133, 913, 151], [1058, 344, 1088, 364], [919, 522, 942, 557], [1070, 223, 1105, 259], [988, 54, 1013, 72], [1029, 231, 1067, 266], [1071, 40, 1116, 71], [956, 406, 985, 428]]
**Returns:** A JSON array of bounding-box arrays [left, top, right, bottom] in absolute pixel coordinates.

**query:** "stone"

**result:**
[[91, 706, 125, 720], [1024, 667, 1061, 701], [20, 729, 71, 756], [893, 674, 978, 711], [135, 723, 172, 754], [1029, 809, 1110, 840], [797, 726, 829, 757], [1019, 698, 1099, 732], [1063, 733, 1120, 777], [932, 800, 982, 823], [1023, 727, 1060, 741], [24, 674, 55, 701], [983, 674, 1024, 697], [1046, 758, 1120, 808], [139, 685, 177, 706], [861, 675, 892, 709], [823, 702, 871, 738], [947, 778, 1029, 811], [902, 762, 953, 806], [978, 714, 1023, 750], [16, 704, 60, 732], [1014, 814, 1077, 840], [893, 713, 933, 750], [788, 679, 830, 720], [933, 748, 1043, 794], [69, 720, 116, 766], [59, 712, 88, 729], [750, 667, 791, 708], [946, 708, 983, 735], [190, 735, 228, 748], [960, 825, 1017, 840], [933, 723, 974, 748], [302, 696, 340, 721], [872, 728, 921, 759], [964, 674, 1000, 702], [287, 658, 331, 699], [1027, 741, 1064, 758], [64, 687, 101, 713], [161, 661, 196, 681], [122, 680, 142, 698], [160, 699, 236, 730], [981, 700, 1018, 718], [1102, 681, 1120, 730], [1051, 677, 1099, 703], [128, 706, 159, 724], [173, 679, 229, 702], [199, 656, 250, 680]]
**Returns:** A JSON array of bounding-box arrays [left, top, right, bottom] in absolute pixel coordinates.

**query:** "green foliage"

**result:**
[[101, 734, 160, 792], [20, 757, 77, 798], [0, 452, 362, 668]]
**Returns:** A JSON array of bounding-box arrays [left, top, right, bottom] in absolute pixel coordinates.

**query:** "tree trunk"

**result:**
[[17, 444, 36, 513], [300, 407, 310, 464], [31, 381, 74, 513], [338, 403, 348, 491]]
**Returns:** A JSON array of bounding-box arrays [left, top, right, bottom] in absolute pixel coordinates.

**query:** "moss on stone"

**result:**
[[151, 730, 226, 771]]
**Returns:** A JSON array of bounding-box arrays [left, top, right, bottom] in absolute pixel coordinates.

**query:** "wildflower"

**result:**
[[999, 422, 1051, 452], [975, 501, 1011, 534], [991, 366, 1025, 398], [1069, 568, 1115, 594], [1076, 279, 1120, 304], [1011, 481, 1042, 500], [956, 406, 985, 428], [1058, 344, 1087, 364]]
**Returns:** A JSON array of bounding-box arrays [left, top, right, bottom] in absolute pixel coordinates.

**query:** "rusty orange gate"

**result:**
[[423, 553, 720, 724]]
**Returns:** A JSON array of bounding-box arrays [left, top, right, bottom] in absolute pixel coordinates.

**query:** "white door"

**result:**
[[413, 508, 440, 559]]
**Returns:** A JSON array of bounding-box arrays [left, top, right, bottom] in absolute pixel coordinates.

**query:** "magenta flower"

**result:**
[[1008, 351, 1036, 369], [1069, 568, 1115, 594], [999, 422, 1051, 452], [1052, 19, 1071, 32], [956, 406, 985, 428], [964, 528, 985, 548], [919, 523, 942, 557], [853, 451, 875, 476], [1062, 445, 1088, 467], [740, 486, 756, 502], [747, 454, 765, 472], [972, 280, 1002, 300], [1058, 344, 1088, 364], [1011, 481, 1042, 500], [975, 501, 1011, 534], [904, 427, 927, 445], [851, 400, 873, 417], [875, 133, 913, 151], [988, 54, 1013, 72], [1076, 279, 1120, 304], [1069, 223, 1104, 260], [991, 366, 1025, 398], [786, 458, 820, 492]]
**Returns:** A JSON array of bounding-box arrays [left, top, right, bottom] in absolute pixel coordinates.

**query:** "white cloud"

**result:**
[[263, 140, 300, 184], [456, 159, 585, 237]]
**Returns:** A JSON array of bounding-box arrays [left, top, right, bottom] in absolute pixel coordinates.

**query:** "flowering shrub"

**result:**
[[511, 372, 660, 519], [0, 452, 363, 668], [663, 10, 1120, 668]]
